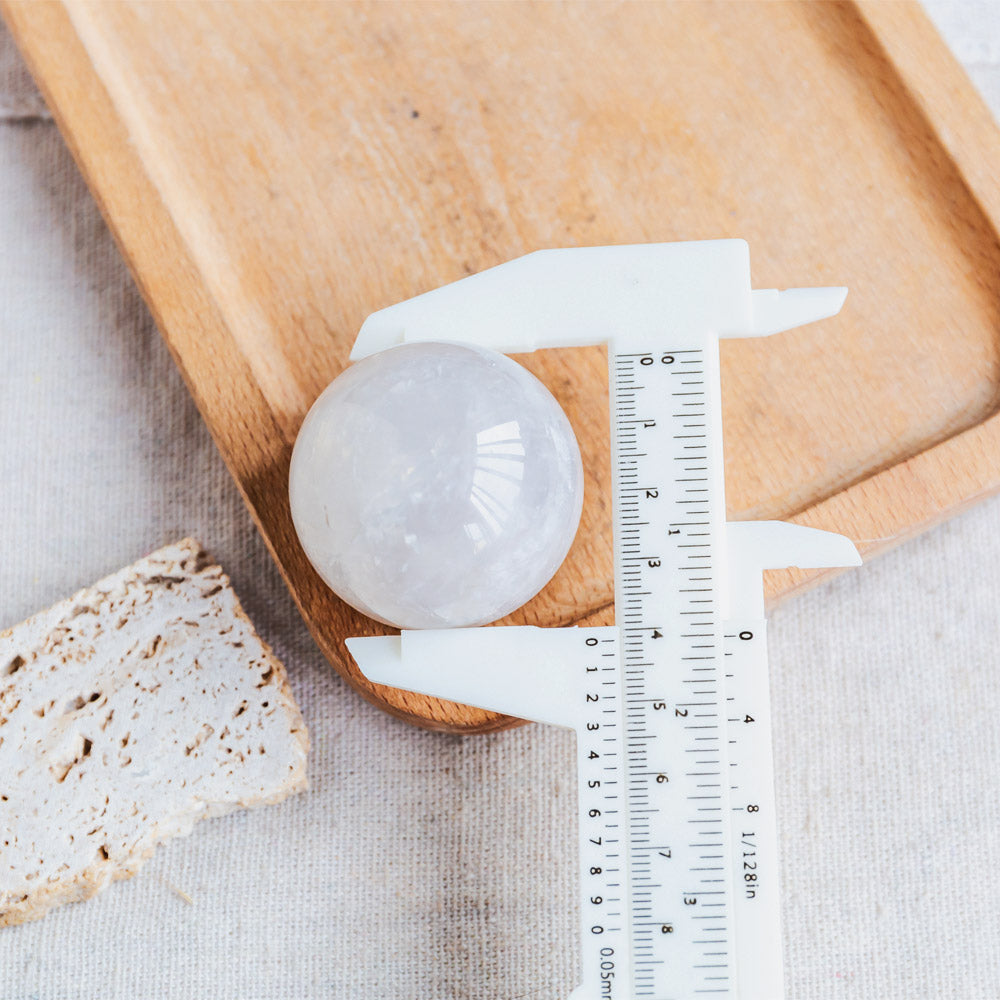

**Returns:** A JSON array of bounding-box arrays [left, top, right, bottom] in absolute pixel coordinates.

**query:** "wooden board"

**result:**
[[5, 0, 1000, 732]]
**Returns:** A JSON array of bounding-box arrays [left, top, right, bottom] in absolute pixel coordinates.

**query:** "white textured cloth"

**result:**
[[1, 4, 999, 997]]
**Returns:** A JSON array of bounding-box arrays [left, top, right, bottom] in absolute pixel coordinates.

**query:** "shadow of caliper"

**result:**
[[347, 241, 861, 1000]]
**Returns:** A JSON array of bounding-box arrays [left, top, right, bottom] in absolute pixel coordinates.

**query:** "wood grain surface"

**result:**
[[5, 1, 1000, 732]]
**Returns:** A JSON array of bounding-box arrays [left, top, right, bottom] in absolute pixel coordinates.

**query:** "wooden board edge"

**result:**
[[0, 0, 520, 734], [855, 0, 1000, 229], [765, 1, 1000, 606], [764, 408, 1000, 607], [6, 0, 1000, 725]]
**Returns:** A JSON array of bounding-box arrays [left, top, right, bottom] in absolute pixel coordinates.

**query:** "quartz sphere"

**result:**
[[289, 341, 584, 630]]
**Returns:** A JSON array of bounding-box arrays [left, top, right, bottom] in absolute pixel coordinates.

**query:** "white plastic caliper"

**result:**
[[346, 241, 861, 1000]]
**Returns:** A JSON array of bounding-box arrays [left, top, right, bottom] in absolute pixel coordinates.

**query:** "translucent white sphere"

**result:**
[[289, 341, 584, 630]]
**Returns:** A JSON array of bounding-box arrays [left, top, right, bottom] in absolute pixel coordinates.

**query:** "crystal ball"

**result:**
[[289, 341, 584, 630]]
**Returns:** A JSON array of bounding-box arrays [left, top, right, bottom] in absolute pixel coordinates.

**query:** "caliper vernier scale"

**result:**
[[345, 241, 861, 1000]]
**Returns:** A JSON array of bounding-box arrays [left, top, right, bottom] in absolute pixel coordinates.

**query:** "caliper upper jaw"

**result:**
[[737, 286, 849, 339], [350, 241, 847, 359]]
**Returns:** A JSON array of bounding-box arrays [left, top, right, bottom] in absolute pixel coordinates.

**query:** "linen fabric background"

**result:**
[[2, 4, 1000, 998]]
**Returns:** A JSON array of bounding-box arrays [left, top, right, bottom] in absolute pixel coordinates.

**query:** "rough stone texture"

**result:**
[[0, 539, 308, 927]]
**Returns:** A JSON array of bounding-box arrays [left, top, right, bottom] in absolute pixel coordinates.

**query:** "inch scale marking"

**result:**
[[345, 241, 861, 1000], [613, 341, 735, 1000]]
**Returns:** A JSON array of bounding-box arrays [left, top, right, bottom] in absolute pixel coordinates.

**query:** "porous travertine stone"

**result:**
[[0, 539, 308, 927]]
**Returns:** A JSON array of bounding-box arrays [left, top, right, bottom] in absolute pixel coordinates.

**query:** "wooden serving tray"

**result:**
[[6, 1, 1000, 732]]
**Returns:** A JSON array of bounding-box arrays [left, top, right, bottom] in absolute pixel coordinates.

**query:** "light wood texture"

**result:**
[[5, 1, 1000, 732]]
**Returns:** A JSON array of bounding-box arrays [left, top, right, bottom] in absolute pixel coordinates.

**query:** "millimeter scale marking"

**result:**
[[345, 241, 861, 1000]]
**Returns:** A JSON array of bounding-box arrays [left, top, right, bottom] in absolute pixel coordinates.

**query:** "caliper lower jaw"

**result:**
[[345, 517, 863, 721]]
